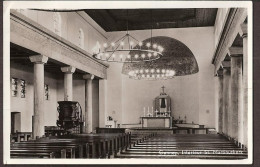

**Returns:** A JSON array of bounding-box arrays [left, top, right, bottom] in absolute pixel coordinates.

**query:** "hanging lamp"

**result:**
[[92, 10, 163, 63]]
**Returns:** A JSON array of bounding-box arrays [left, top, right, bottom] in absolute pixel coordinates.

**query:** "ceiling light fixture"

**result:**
[[92, 10, 163, 63], [128, 68, 175, 80]]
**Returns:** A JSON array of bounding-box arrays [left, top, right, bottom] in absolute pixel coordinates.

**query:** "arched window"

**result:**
[[79, 28, 84, 49], [53, 13, 61, 36]]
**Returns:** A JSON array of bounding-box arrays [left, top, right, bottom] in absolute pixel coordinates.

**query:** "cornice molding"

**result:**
[[211, 8, 247, 75], [10, 10, 108, 79]]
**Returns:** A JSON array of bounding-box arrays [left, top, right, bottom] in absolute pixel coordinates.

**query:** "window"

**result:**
[[11, 78, 18, 97], [53, 13, 61, 36], [79, 28, 84, 49], [20, 79, 26, 98], [45, 84, 49, 100]]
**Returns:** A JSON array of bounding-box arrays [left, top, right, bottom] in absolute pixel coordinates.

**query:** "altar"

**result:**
[[141, 116, 172, 128], [141, 86, 173, 128]]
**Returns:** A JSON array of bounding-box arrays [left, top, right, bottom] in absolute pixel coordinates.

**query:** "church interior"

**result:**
[[8, 6, 250, 160]]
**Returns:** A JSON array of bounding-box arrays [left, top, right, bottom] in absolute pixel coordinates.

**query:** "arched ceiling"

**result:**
[[122, 36, 199, 76]]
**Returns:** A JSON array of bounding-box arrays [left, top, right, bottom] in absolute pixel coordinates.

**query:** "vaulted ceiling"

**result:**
[[84, 9, 218, 32]]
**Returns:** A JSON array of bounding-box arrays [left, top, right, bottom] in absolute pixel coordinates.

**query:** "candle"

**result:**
[[148, 107, 149, 114], [143, 107, 145, 116], [152, 107, 153, 116]]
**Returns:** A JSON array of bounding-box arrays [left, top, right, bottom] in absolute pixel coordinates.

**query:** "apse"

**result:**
[[122, 36, 199, 78]]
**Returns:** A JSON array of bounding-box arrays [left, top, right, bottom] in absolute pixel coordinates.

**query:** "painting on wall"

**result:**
[[11, 78, 18, 97], [20, 79, 26, 98], [45, 84, 49, 100]]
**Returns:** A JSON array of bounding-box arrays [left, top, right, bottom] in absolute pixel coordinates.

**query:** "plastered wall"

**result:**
[[10, 62, 59, 132]]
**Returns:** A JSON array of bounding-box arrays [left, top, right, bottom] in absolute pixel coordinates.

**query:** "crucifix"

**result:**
[[161, 86, 166, 94]]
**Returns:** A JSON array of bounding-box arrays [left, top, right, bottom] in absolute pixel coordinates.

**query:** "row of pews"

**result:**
[[11, 130, 245, 160], [11, 133, 130, 158], [115, 134, 248, 159], [10, 132, 155, 159]]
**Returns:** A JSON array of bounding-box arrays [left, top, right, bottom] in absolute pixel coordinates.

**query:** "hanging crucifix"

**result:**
[[160, 85, 166, 95], [154, 86, 171, 115], [159, 86, 167, 112]]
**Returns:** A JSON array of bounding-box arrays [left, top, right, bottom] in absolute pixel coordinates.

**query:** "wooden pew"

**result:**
[[115, 134, 248, 159], [11, 140, 84, 158], [56, 133, 130, 158], [10, 132, 130, 159], [11, 132, 32, 142]]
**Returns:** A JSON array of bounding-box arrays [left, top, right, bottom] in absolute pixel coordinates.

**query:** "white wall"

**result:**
[[106, 63, 123, 124], [106, 27, 216, 128], [16, 10, 107, 55], [10, 62, 59, 132]]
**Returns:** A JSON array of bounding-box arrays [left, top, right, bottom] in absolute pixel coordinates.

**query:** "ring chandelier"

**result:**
[[92, 33, 164, 63], [128, 68, 175, 80]]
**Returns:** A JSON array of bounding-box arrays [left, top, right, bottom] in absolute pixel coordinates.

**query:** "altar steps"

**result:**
[[115, 134, 248, 159]]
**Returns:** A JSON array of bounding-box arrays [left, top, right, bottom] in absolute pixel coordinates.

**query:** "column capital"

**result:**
[[61, 66, 76, 74], [239, 23, 248, 38], [29, 55, 48, 64], [228, 47, 243, 57], [221, 61, 231, 69], [83, 74, 95, 80]]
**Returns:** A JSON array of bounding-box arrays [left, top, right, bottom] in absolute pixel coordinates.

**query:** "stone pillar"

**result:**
[[228, 47, 243, 142], [222, 61, 231, 136], [29, 55, 48, 139], [217, 69, 224, 133], [99, 79, 107, 128], [61, 66, 76, 101], [83, 74, 95, 133], [239, 23, 248, 147]]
